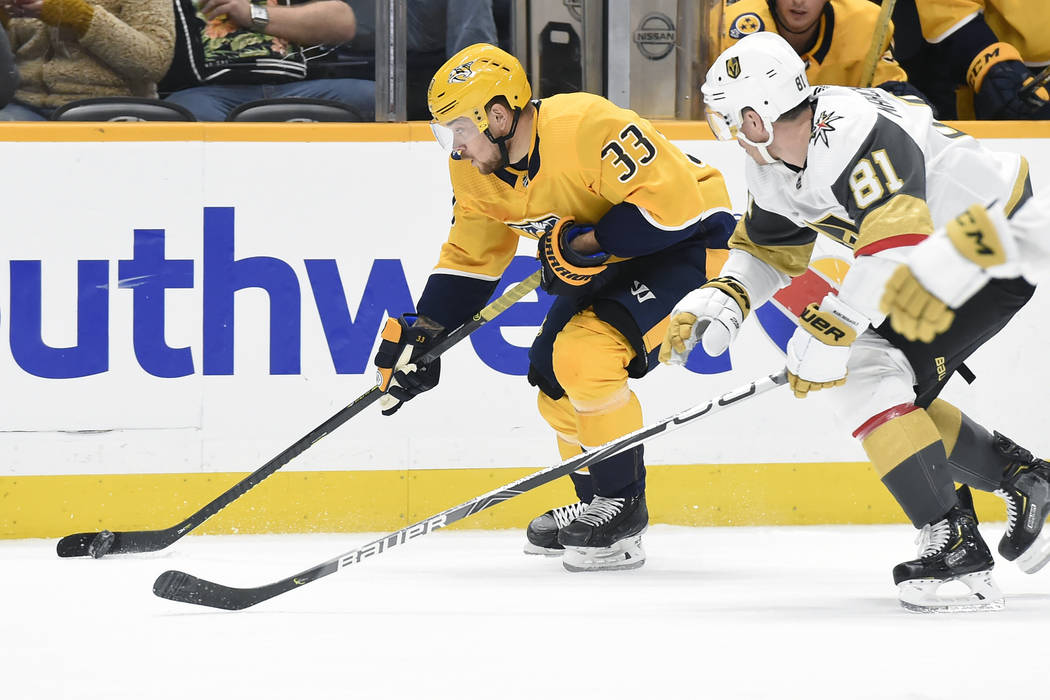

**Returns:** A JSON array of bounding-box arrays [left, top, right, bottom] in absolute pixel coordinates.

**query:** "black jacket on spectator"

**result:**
[[161, 0, 349, 93]]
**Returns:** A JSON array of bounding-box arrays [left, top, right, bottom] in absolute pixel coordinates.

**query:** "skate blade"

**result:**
[[897, 571, 1005, 613], [562, 535, 645, 572], [523, 542, 563, 557], [1016, 531, 1050, 574]]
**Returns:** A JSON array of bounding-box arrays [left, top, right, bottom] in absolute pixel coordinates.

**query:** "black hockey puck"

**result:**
[[88, 530, 115, 559]]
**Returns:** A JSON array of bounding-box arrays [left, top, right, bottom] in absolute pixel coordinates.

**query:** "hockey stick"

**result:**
[[55, 270, 543, 559], [153, 369, 789, 610], [860, 0, 897, 88], [1020, 65, 1050, 102]]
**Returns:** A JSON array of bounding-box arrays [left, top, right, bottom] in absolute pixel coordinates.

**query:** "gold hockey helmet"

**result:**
[[428, 43, 531, 153]]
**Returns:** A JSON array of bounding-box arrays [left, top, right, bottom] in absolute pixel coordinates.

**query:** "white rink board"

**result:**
[[0, 135, 1046, 477]]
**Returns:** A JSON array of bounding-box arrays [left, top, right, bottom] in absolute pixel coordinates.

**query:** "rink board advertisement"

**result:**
[[1, 122, 1048, 537]]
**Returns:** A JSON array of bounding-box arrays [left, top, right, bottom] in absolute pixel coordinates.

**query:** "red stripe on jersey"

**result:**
[[855, 234, 928, 257]]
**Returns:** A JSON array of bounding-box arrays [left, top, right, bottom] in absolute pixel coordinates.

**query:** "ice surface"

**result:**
[[3, 524, 1048, 699]]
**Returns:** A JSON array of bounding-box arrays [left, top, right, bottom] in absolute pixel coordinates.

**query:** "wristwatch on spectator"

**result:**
[[249, 2, 270, 32]]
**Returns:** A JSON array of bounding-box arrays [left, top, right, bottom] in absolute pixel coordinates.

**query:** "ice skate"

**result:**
[[524, 501, 588, 555], [992, 432, 1050, 573], [558, 493, 648, 572], [892, 486, 1004, 613]]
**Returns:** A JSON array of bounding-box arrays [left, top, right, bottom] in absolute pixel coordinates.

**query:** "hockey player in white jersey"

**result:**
[[663, 31, 1049, 612]]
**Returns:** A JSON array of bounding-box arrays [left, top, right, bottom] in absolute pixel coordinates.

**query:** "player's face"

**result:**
[[460, 135, 502, 174], [774, 0, 827, 34], [431, 116, 502, 174]]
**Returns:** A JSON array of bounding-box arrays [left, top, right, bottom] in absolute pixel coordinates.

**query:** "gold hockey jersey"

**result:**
[[917, 0, 1050, 64], [720, 0, 909, 87], [434, 91, 732, 281]]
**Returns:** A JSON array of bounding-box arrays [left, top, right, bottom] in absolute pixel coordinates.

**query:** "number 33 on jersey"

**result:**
[[437, 92, 731, 284]]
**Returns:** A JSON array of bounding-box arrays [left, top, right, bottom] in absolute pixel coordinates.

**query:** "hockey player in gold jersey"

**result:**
[[372, 44, 735, 572], [720, 0, 925, 99], [891, 0, 1050, 119], [664, 31, 1049, 611]]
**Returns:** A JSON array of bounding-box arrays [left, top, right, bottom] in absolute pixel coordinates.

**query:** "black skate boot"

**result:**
[[992, 431, 1050, 573], [557, 493, 648, 572], [892, 486, 1003, 613], [524, 501, 588, 556]]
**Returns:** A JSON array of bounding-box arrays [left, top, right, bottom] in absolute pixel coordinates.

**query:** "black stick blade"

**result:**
[[90, 530, 116, 558], [56, 532, 98, 558], [153, 570, 269, 611], [55, 529, 174, 558], [56, 530, 125, 558]]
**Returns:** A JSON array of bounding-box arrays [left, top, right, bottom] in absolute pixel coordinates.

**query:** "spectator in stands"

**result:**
[[492, 0, 512, 53], [161, 0, 372, 121], [342, 0, 497, 119], [0, 21, 16, 107], [720, 0, 929, 102], [0, 0, 174, 120], [891, 0, 1049, 120], [407, 0, 497, 60], [346, 1, 496, 63]]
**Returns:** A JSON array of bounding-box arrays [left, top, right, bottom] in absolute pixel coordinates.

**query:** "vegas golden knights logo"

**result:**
[[726, 56, 741, 78]]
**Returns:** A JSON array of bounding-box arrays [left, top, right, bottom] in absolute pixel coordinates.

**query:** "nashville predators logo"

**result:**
[[506, 214, 559, 239], [448, 60, 476, 84], [729, 12, 764, 39], [726, 56, 741, 79]]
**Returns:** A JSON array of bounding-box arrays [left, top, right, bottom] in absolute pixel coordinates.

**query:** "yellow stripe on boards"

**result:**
[[0, 120, 1046, 143], [653, 120, 1050, 140], [0, 463, 1010, 540], [0, 122, 435, 143]]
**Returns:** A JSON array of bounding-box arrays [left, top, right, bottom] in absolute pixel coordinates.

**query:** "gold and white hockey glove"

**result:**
[[880, 204, 1020, 342], [659, 277, 751, 365], [786, 294, 866, 399]]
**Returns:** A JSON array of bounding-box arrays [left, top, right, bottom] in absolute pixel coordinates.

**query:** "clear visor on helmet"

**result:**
[[430, 116, 484, 158], [704, 106, 737, 142]]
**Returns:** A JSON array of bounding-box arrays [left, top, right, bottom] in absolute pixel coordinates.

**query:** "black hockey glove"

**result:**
[[968, 43, 1050, 119], [374, 314, 442, 416], [537, 218, 611, 296]]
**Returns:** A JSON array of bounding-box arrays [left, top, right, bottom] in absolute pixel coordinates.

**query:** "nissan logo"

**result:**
[[563, 0, 582, 22], [633, 12, 676, 61]]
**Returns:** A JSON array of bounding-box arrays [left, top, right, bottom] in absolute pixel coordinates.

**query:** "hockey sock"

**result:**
[[537, 392, 593, 501], [926, 399, 1012, 491], [858, 405, 958, 527], [576, 390, 645, 497]]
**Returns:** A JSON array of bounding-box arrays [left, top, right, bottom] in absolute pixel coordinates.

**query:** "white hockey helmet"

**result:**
[[701, 32, 812, 147]]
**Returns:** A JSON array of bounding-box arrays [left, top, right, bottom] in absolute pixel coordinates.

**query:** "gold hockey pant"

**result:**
[[536, 310, 645, 500]]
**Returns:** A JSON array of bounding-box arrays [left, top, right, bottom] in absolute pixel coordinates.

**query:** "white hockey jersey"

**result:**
[[728, 85, 1031, 320]]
